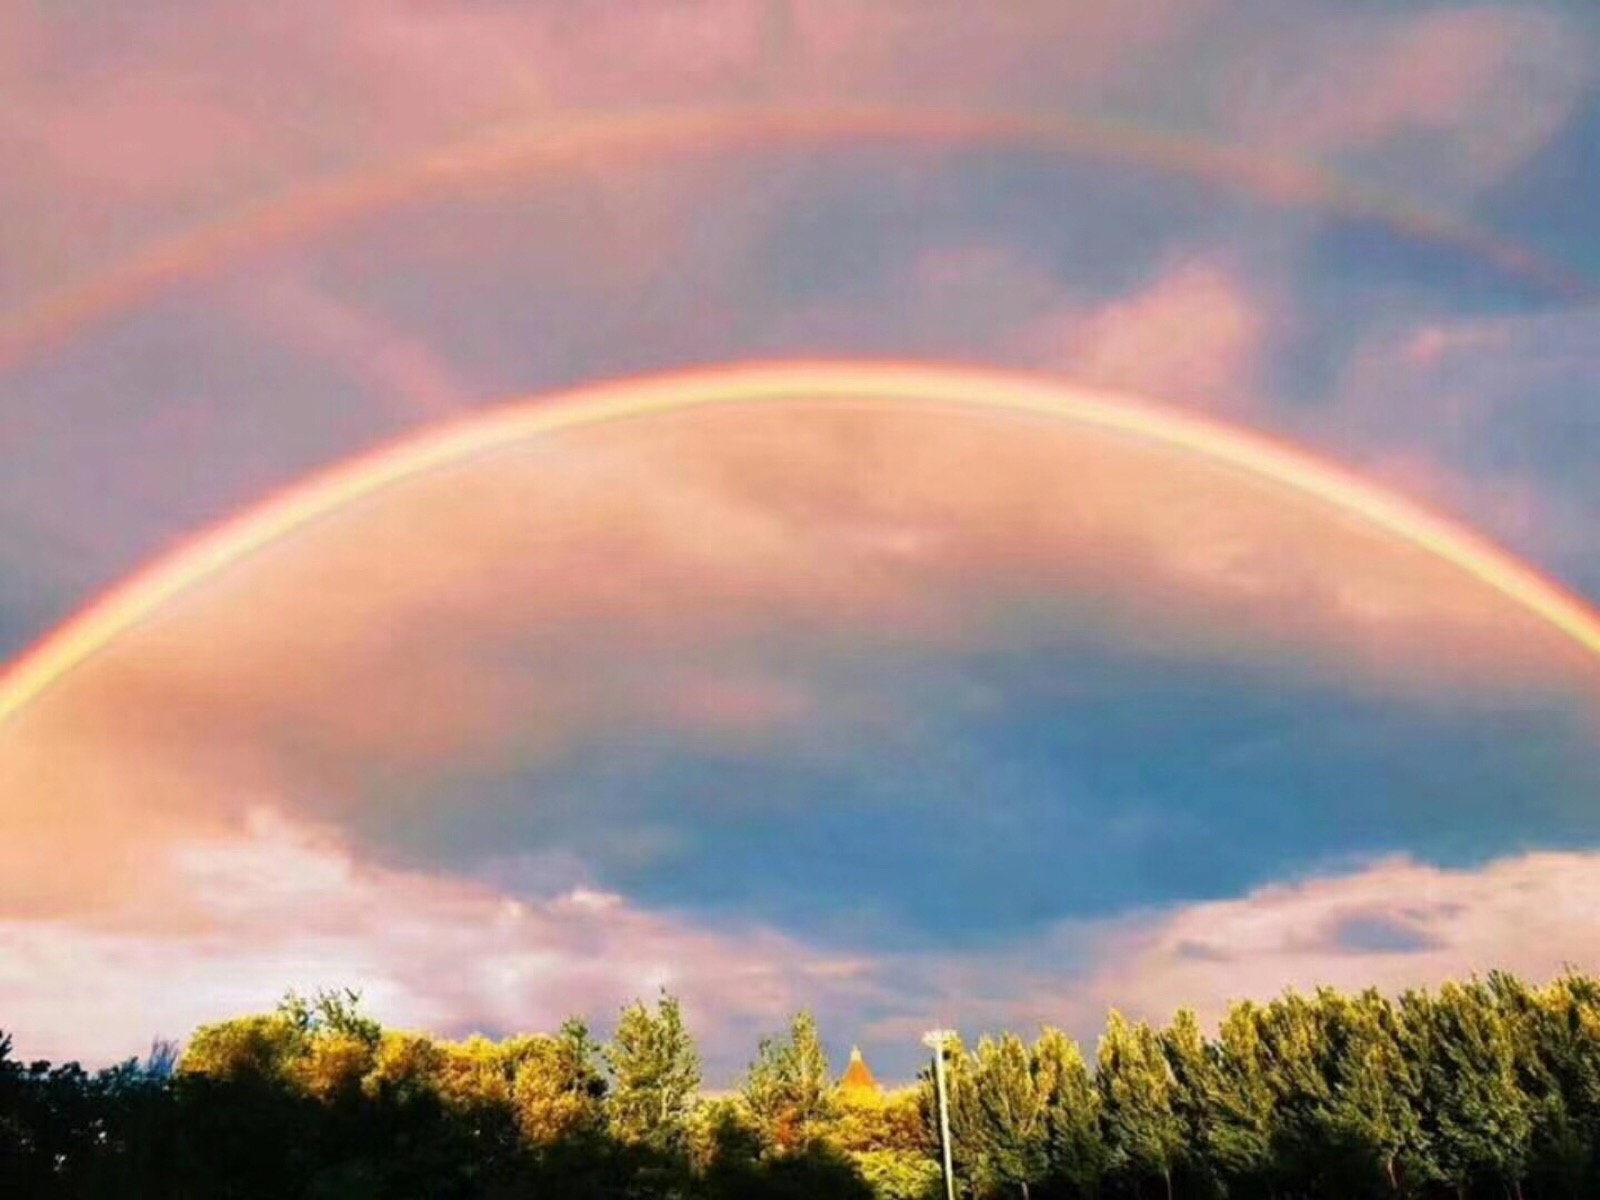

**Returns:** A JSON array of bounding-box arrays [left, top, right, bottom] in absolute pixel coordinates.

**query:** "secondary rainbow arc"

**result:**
[[0, 104, 1586, 374], [2, 359, 1599, 732]]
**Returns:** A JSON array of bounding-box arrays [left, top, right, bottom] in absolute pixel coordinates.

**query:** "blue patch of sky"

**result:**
[[0, 593, 44, 664], [1472, 355, 1600, 500], [0, 512, 102, 662], [1270, 229, 1569, 411], [305, 193, 671, 394], [1, 291, 393, 544], [1478, 90, 1600, 285], [1301, 218, 1566, 317], [303, 147, 1230, 390], [1174, 939, 1233, 963], [354, 638, 1600, 954], [745, 149, 1237, 308], [1328, 914, 1444, 956]]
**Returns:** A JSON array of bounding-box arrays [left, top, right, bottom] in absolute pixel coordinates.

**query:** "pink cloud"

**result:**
[[0, 807, 887, 1073], [843, 849, 1600, 1063], [880, 248, 1575, 589], [758, 243, 1277, 414], [1066, 850, 1600, 1035], [1016, 256, 1269, 413], [1357, 449, 1549, 553], [1403, 323, 1515, 371]]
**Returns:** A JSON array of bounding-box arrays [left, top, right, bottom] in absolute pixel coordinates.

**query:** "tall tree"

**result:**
[[1254, 990, 1334, 1188], [1408, 981, 1533, 1199], [1033, 1027, 1106, 1198], [605, 991, 702, 1157], [1098, 1011, 1185, 1200], [1210, 1001, 1280, 1196], [293, 992, 383, 1103], [742, 1010, 835, 1154], [1160, 1008, 1223, 1196], [1316, 988, 1430, 1195], [1493, 970, 1600, 1198], [971, 1033, 1048, 1199]]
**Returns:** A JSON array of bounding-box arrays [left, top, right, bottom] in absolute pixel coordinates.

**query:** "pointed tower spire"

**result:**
[[839, 1043, 881, 1104]]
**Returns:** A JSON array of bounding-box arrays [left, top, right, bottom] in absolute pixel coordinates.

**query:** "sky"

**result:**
[[0, 0, 1598, 1085]]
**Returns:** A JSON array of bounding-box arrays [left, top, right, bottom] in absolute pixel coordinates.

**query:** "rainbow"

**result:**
[[2, 359, 1598, 731], [0, 105, 1586, 373]]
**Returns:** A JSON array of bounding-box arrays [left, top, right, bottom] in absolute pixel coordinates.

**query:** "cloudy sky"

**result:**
[[1, 0, 1598, 1083]]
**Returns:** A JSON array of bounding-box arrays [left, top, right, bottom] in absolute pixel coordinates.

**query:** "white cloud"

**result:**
[[0, 807, 888, 1077]]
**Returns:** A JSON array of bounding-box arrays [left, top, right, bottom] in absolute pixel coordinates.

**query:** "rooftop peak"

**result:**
[[839, 1044, 881, 1102]]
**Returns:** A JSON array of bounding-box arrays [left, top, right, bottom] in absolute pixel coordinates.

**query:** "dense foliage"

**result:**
[[5, 971, 1600, 1198]]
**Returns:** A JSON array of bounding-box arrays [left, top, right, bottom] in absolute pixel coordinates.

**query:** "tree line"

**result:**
[[4, 969, 1600, 1198]]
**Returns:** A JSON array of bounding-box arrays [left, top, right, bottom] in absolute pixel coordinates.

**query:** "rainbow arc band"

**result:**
[[2, 359, 1599, 732], [0, 104, 1588, 374]]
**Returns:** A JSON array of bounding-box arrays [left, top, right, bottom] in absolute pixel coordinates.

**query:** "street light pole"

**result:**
[[923, 1029, 957, 1200]]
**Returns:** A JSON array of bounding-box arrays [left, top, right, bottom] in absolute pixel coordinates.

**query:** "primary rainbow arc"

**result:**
[[2, 359, 1599, 731]]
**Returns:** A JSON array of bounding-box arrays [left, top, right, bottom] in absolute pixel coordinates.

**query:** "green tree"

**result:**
[[292, 991, 383, 1104], [605, 990, 701, 1156], [970, 1033, 1048, 1199], [1315, 988, 1429, 1195], [1097, 1011, 1185, 1200], [833, 1086, 930, 1157], [180, 1010, 309, 1084], [743, 1010, 836, 1154], [509, 1019, 608, 1146], [690, 1095, 762, 1180], [1407, 981, 1533, 1199], [363, 1030, 446, 1103], [279, 986, 382, 1047], [854, 1146, 944, 1200], [1159, 1008, 1222, 1196], [19, 967, 1600, 1199], [1253, 990, 1335, 1188], [1209, 1001, 1280, 1196], [1032, 1027, 1106, 1198], [1491, 970, 1600, 1198]]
